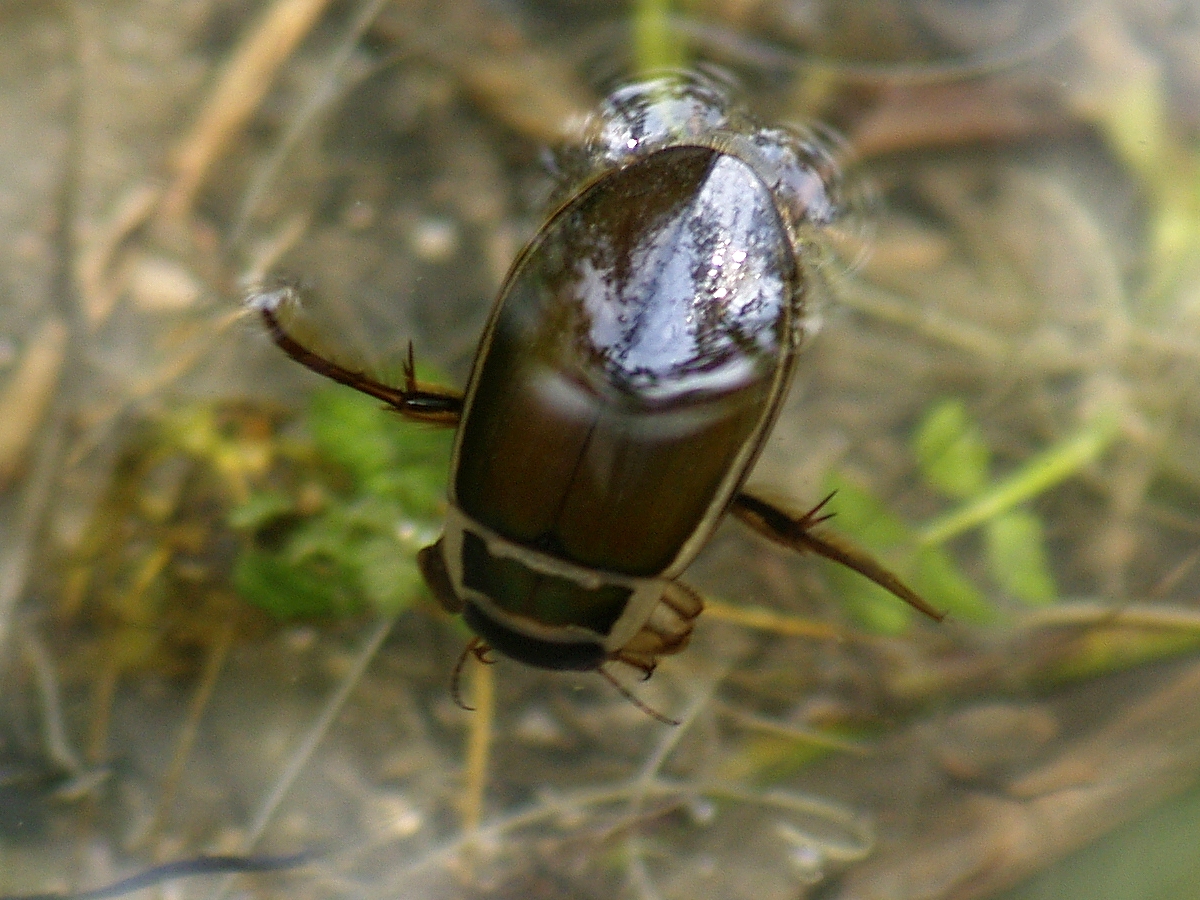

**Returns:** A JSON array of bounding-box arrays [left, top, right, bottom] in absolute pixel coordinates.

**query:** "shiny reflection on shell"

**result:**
[[565, 74, 850, 239]]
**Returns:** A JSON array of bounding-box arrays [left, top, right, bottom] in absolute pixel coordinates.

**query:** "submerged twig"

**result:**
[[461, 656, 495, 843], [204, 615, 394, 900], [162, 0, 337, 220], [829, 657, 1200, 900], [142, 617, 237, 848], [22, 627, 84, 776], [0, 317, 68, 486]]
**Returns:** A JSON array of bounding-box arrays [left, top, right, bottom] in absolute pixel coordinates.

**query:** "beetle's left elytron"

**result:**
[[251, 75, 941, 701]]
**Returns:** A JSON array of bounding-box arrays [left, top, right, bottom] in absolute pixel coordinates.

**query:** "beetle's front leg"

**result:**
[[248, 283, 463, 427], [731, 491, 945, 622]]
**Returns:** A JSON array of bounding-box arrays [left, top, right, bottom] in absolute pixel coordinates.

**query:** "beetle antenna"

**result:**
[[599, 667, 679, 726], [451, 638, 493, 711]]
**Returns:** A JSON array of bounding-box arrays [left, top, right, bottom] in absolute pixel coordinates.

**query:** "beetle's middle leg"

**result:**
[[249, 284, 462, 426], [730, 491, 944, 621]]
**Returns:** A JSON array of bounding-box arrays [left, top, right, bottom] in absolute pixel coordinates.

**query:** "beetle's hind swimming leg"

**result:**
[[730, 491, 946, 622], [247, 283, 463, 426], [451, 638, 495, 711]]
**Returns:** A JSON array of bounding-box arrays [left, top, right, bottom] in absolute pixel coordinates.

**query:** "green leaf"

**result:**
[[228, 490, 295, 530], [822, 473, 912, 549], [353, 535, 425, 614], [1041, 626, 1200, 685], [821, 473, 1000, 628], [985, 510, 1057, 606], [912, 545, 996, 624], [918, 411, 1120, 546], [284, 507, 362, 564], [308, 385, 451, 508], [233, 547, 362, 619], [831, 573, 915, 635], [820, 473, 918, 633], [913, 398, 991, 500], [307, 388, 399, 482]]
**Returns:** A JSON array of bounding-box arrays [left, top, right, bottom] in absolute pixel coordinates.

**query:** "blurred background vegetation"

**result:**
[[2, 1, 1200, 898]]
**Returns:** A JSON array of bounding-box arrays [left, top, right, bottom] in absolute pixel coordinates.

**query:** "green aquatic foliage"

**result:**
[[233, 547, 359, 620], [231, 386, 451, 619], [917, 408, 1119, 548], [822, 471, 992, 632], [825, 399, 1121, 631], [984, 510, 1057, 607], [910, 544, 995, 624], [819, 473, 920, 634], [913, 398, 990, 500], [915, 398, 1066, 609], [1081, 34, 1200, 315]]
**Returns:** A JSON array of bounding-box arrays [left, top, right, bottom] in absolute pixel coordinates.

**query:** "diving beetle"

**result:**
[[251, 75, 941, 709]]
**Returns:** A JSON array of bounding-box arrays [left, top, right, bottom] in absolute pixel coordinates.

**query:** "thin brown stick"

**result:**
[[143, 617, 237, 849], [163, 0, 336, 219]]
